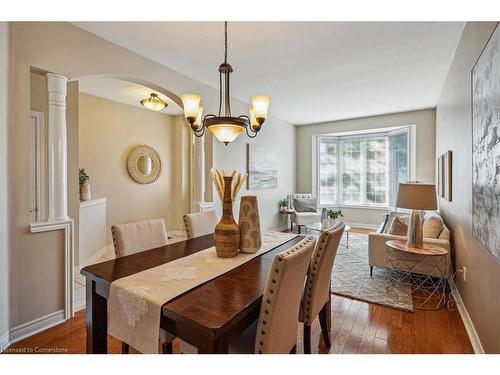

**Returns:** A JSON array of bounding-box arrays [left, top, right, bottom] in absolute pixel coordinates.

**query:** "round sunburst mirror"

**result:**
[[127, 145, 162, 184]]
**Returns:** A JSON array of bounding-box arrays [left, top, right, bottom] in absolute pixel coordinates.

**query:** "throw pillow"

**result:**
[[422, 211, 444, 238], [293, 198, 317, 213], [383, 212, 409, 233], [388, 216, 408, 236]]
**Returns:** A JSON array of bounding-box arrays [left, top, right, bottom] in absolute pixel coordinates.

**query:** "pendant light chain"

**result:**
[[224, 21, 228, 64]]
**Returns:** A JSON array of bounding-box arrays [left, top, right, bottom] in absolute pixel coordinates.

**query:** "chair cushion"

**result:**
[[293, 198, 317, 212], [388, 216, 408, 236], [422, 212, 444, 238]]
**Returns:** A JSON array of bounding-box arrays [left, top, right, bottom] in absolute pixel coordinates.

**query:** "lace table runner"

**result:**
[[108, 231, 297, 353]]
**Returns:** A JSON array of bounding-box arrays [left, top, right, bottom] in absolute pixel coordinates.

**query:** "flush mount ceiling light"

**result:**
[[140, 93, 167, 111], [181, 22, 270, 145]]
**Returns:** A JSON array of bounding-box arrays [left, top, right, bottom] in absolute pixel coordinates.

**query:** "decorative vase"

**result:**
[[214, 176, 240, 258], [80, 183, 91, 201], [239, 195, 262, 254]]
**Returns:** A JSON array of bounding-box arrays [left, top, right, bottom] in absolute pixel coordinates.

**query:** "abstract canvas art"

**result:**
[[247, 144, 278, 190], [472, 24, 500, 263]]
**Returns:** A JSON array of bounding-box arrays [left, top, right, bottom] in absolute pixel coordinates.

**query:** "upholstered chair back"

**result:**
[[183, 210, 219, 239], [254, 236, 316, 354], [111, 218, 168, 257], [301, 222, 345, 325], [289, 193, 314, 210]]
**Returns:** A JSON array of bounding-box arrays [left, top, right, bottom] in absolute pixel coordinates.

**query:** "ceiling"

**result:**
[[78, 77, 183, 115], [73, 22, 465, 125]]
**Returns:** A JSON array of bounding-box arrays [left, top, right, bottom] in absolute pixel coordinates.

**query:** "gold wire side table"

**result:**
[[385, 240, 448, 310]]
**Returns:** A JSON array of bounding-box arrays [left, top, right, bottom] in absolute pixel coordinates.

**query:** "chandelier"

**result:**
[[181, 22, 270, 145]]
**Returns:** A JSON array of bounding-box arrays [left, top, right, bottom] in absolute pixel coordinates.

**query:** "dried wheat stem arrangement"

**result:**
[[209, 167, 247, 201]]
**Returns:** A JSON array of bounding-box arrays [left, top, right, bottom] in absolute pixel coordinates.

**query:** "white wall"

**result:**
[[296, 109, 436, 227], [211, 113, 297, 231], [436, 21, 500, 353], [79, 93, 180, 247], [0, 21, 10, 349]]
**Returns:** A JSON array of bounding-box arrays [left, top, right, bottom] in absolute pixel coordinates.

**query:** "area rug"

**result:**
[[330, 233, 414, 311]]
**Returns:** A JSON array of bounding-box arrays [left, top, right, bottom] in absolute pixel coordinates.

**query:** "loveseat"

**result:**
[[368, 211, 451, 277]]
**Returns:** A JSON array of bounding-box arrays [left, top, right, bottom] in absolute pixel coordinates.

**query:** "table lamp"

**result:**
[[395, 183, 437, 248]]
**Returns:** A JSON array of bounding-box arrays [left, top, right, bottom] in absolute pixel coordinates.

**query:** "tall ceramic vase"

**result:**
[[214, 176, 240, 258], [239, 195, 262, 254]]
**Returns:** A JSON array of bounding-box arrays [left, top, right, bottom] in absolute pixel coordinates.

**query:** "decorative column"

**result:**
[[192, 134, 206, 212], [47, 73, 69, 221]]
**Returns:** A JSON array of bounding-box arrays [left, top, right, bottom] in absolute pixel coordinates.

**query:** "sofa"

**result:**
[[288, 193, 321, 234], [368, 211, 451, 277]]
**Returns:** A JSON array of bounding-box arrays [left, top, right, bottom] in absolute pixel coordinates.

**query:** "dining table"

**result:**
[[81, 232, 308, 354]]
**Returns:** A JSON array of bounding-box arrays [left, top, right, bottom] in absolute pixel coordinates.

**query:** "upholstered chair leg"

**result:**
[[318, 303, 332, 348], [303, 324, 312, 354], [121, 342, 129, 354], [289, 345, 297, 354], [162, 341, 173, 354], [370, 266, 373, 278]]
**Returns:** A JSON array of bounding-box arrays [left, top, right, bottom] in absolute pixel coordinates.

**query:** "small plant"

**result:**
[[279, 197, 289, 208], [79, 168, 90, 186], [327, 209, 343, 220]]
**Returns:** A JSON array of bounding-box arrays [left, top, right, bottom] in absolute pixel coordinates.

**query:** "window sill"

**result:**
[[319, 204, 391, 211]]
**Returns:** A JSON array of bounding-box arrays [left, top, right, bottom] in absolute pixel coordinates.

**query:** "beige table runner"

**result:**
[[108, 231, 297, 353]]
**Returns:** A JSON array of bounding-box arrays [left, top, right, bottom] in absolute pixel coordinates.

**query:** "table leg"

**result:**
[[198, 337, 229, 354], [85, 278, 108, 353]]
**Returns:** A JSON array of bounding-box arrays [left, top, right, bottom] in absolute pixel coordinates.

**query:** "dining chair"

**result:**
[[111, 217, 169, 258], [183, 210, 218, 239], [179, 236, 316, 354], [232, 235, 317, 354], [110, 218, 173, 354], [300, 221, 345, 354]]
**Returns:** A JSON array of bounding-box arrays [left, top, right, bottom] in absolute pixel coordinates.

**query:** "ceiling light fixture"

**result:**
[[140, 93, 167, 111], [181, 22, 270, 145]]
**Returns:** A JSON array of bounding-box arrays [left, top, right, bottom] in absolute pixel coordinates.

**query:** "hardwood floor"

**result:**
[[3, 227, 473, 354], [4, 293, 473, 354]]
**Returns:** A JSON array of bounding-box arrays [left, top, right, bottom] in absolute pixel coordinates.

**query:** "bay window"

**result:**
[[316, 127, 411, 208]]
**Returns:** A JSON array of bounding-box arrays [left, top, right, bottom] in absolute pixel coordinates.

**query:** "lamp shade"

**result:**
[[251, 95, 270, 120], [396, 183, 437, 210], [181, 94, 201, 121]]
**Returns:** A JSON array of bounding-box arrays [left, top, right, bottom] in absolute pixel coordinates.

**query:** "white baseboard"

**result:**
[[8, 310, 65, 346], [450, 280, 485, 354], [0, 331, 9, 353], [73, 299, 86, 313]]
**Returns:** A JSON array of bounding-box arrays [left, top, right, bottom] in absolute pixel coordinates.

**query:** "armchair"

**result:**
[[289, 193, 321, 234]]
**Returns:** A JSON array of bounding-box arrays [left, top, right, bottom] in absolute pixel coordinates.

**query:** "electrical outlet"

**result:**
[[463, 266, 467, 282]]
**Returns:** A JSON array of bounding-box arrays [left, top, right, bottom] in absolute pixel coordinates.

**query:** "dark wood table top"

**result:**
[[161, 235, 304, 339]]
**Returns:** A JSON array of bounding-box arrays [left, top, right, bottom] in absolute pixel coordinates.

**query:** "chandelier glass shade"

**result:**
[[181, 22, 270, 145], [140, 93, 167, 111]]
